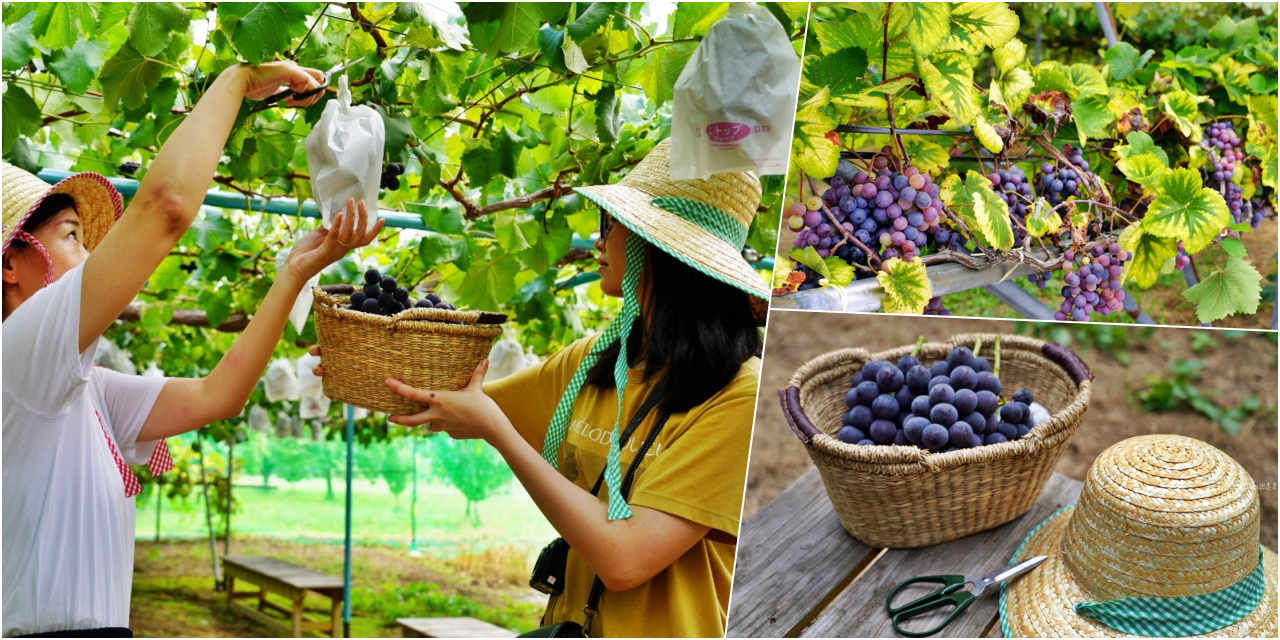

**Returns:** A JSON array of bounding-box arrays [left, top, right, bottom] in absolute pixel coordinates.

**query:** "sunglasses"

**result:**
[[599, 210, 616, 239]]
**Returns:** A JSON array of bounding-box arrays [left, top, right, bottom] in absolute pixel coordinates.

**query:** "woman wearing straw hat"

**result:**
[[2, 62, 384, 638], [1001, 434, 1276, 638], [309, 138, 767, 636]]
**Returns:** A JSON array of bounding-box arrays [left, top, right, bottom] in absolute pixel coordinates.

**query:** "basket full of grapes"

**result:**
[[778, 334, 1092, 549], [312, 268, 505, 415]]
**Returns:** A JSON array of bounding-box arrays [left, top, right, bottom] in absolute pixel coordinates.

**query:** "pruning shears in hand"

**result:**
[[264, 60, 359, 106]]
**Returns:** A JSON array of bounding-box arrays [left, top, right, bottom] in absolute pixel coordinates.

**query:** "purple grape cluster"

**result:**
[[1039, 145, 1092, 207], [1249, 194, 1275, 229], [1174, 241, 1191, 271], [922, 296, 951, 316], [989, 165, 1034, 243], [1055, 244, 1128, 321], [1026, 271, 1052, 290], [1203, 122, 1245, 224], [837, 346, 1037, 451]]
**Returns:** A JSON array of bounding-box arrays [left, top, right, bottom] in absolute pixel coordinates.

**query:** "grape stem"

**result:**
[[993, 335, 1002, 380], [881, 3, 912, 167], [805, 175, 884, 269], [972, 336, 983, 358], [912, 336, 926, 357]]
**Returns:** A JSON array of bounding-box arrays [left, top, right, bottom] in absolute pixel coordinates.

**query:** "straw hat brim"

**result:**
[[1002, 506, 1279, 638], [575, 183, 770, 302], [2, 168, 122, 254]]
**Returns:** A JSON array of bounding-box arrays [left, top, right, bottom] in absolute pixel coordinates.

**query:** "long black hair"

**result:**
[[585, 242, 762, 413]]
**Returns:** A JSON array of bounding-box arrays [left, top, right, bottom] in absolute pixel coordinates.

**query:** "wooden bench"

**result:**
[[222, 555, 345, 638], [726, 468, 1083, 638], [398, 617, 518, 638]]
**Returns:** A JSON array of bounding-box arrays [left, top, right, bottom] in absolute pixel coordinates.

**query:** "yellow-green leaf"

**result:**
[[877, 257, 932, 314], [955, 171, 1014, 250], [904, 2, 951, 58], [1025, 198, 1061, 238], [1104, 42, 1154, 81], [902, 137, 951, 176], [917, 51, 977, 126], [993, 39, 1025, 74], [1143, 167, 1231, 253], [1182, 257, 1262, 323], [1115, 152, 1168, 194], [1119, 224, 1178, 288], [1214, 57, 1258, 107], [973, 115, 1003, 153], [1068, 64, 1108, 97], [1114, 131, 1169, 166], [991, 67, 1034, 111], [1072, 93, 1114, 144], [1031, 61, 1078, 99], [1159, 90, 1207, 143], [949, 2, 1020, 50], [791, 87, 840, 179]]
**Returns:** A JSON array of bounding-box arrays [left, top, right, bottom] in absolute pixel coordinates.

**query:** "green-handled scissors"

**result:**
[[885, 555, 1047, 637], [263, 60, 360, 105]]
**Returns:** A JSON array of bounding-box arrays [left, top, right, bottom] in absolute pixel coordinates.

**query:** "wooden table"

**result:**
[[223, 555, 345, 637], [727, 469, 1083, 638], [397, 617, 518, 638]]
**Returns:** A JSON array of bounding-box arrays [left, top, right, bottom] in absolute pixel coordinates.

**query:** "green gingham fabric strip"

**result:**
[[1073, 549, 1266, 637], [998, 504, 1268, 637], [539, 233, 645, 521], [648, 197, 747, 249]]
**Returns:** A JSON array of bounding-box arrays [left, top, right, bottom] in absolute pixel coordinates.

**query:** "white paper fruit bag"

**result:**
[[305, 74, 383, 234], [670, 3, 801, 180]]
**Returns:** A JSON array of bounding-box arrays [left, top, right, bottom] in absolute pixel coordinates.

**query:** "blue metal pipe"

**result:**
[[343, 404, 354, 637]]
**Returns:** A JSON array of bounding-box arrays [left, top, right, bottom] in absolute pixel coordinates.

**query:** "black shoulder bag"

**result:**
[[520, 378, 671, 639]]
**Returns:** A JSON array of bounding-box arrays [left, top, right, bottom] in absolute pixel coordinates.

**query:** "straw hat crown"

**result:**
[[1061, 434, 1261, 600], [614, 138, 761, 233], [2, 163, 121, 253]]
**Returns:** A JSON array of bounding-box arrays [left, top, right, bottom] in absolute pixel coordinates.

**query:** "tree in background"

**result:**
[[428, 436, 513, 524]]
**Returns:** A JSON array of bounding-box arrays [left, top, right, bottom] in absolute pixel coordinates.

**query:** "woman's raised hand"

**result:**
[[385, 360, 508, 441], [284, 198, 384, 286], [239, 61, 326, 107]]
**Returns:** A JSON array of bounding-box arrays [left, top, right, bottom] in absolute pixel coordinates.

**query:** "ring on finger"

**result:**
[[337, 239, 350, 247]]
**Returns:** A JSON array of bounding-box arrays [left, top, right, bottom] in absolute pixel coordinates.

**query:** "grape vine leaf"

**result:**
[[1067, 64, 1107, 97], [804, 47, 868, 98], [1025, 198, 1062, 238], [594, 87, 621, 144], [1115, 152, 1168, 194], [902, 138, 950, 176], [1159, 90, 1207, 143], [1182, 257, 1262, 323], [672, 2, 729, 39], [948, 2, 1020, 50], [620, 41, 697, 107], [1030, 61, 1078, 99], [2, 13, 36, 72], [1249, 73, 1278, 94], [33, 3, 94, 51], [2, 84, 43, 154], [127, 3, 190, 58], [791, 87, 839, 180], [461, 128, 521, 185], [1104, 42, 1154, 81], [461, 3, 546, 58], [566, 2, 615, 43], [455, 251, 520, 311], [219, 3, 319, 64], [876, 257, 932, 314], [993, 39, 1025, 74], [954, 171, 1014, 251], [990, 66, 1034, 112], [536, 26, 569, 74], [1071, 93, 1114, 145], [1142, 167, 1231, 253], [1119, 224, 1178, 289], [5, 138, 39, 173], [903, 2, 951, 58], [916, 51, 977, 126], [815, 10, 913, 76], [1218, 238, 1248, 258], [1214, 57, 1258, 107], [99, 44, 166, 111], [1114, 131, 1169, 166], [787, 246, 853, 288], [973, 115, 1003, 153], [48, 39, 108, 94]]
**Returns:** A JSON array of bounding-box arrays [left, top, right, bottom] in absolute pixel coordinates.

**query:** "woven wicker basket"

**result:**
[[313, 286, 504, 415], [778, 333, 1092, 549]]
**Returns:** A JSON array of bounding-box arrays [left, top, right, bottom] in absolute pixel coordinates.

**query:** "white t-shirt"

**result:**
[[3, 263, 169, 636]]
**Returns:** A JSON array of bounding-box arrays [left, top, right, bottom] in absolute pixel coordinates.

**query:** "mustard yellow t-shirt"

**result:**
[[484, 335, 758, 638]]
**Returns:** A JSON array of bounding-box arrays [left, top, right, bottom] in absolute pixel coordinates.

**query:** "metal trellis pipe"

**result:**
[[343, 404, 354, 638]]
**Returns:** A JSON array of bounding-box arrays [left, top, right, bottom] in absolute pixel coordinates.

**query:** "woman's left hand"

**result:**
[[284, 198, 384, 286], [385, 360, 508, 441]]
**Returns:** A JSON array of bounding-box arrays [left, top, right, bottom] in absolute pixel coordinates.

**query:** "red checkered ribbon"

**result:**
[[7, 228, 55, 287], [94, 410, 172, 498]]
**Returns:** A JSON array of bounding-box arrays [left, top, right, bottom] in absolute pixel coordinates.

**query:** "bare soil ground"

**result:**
[[746, 313, 1278, 549]]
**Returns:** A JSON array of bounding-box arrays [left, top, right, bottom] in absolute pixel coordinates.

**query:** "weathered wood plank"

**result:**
[[726, 467, 878, 638], [230, 600, 291, 637], [799, 472, 1082, 638], [397, 617, 517, 638], [223, 555, 345, 591]]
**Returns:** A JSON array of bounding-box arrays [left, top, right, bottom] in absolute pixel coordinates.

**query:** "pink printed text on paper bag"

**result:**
[[704, 122, 754, 144]]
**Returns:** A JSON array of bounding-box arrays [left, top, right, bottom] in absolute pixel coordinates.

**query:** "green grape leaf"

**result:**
[[990, 67, 1034, 111], [1119, 224, 1178, 289], [876, 257, 932, 314], [461, 128, 521, 185], [1030, 61, 1078, 99], [1025, 198, 1062, 238], [1183, 257, 1262, 323], [949, 2, 1020, 50], [1115, 152, 1168, 194], [973, 115, 1003, 153], [4, 138, 40, 173], [1114, 131, 1169, 166], [1071, 93, 1114, 144], [1103, 42, 1153, 81], [48, 39, 108, 94], [1214, 57, 1258, 107], [127, 2, 190, 58], [620, 41, 696, 108], [525, 86, 574, 115], [2, 84, 43, 154], [456, 253, 520, 311], [790, 87, 839, 179], [1142, 167, 1231, 253], [904, 2, 951, 58], [804, 47, 868, 98], [1067, 64, 1107, 97], [787, 246, 829, 279], [672, 2, 728, 39], [992, 37, 1025, 73], [594, 87, 621, 144], [1249, 73, 1278, 95], [816, 10, 913, 76], [197, 288, 234, 329], [2, 13, 37, 72], [566, 2, 615, 43], [220, 3, 319, 64], [954, 171, 1014, 250], [536, 26, 568, 74], [1207, 16, 1260, 53], [1219, 237, 1248, 258], [902, 137, 950, 176], [916, 51, 977, 126], [460, 3, 543, 58], [1159, 90, 1207, 143], [494, 212, 539, 252], [35, 3, 94, 51]]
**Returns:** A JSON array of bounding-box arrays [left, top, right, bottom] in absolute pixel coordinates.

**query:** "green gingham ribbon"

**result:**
[[999, 504, 1269, 637], [539, 233, 646, 520], [649, 197, 748, 248]]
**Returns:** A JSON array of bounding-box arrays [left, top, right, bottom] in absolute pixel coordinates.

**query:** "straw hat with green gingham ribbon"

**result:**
[[541, 138, 769, 521], [1000, 435, 1277, 638]]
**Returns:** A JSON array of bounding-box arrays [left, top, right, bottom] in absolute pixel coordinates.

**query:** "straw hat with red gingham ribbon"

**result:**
[[2, 163, 123, 285]]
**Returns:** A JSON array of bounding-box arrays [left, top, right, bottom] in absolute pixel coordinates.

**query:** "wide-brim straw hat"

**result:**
[[3, 163, 122, 254], [574, 138, 769, 323], [1001, 434, 1277, 637]]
